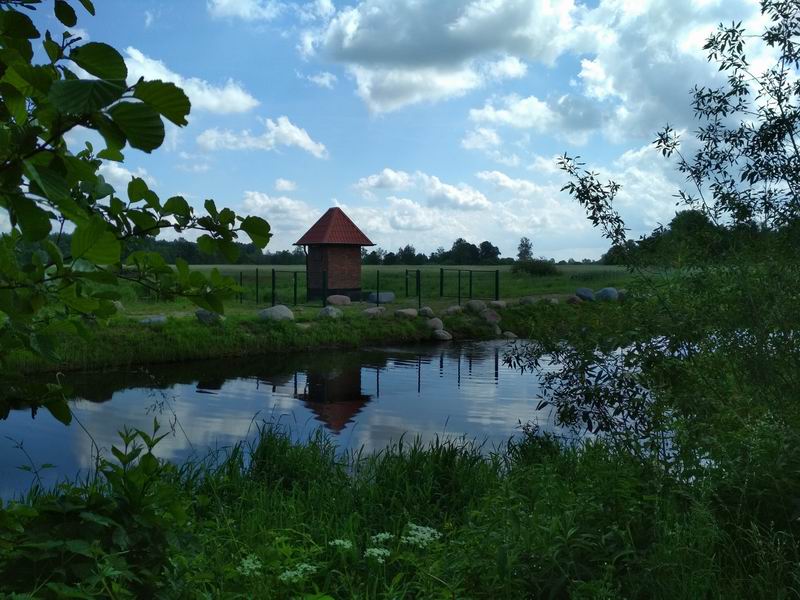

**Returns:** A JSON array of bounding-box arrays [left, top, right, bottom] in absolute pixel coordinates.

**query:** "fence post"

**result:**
[[271, 268, 276, 307], [416, 269, 421, 310], [439, 268, 444, 297], [322, 270, 328, 306], [457, 270, 461, 305], [469, 270, 473, 299], [255, 268, 259, 304], [376, 270, 381, 306], [495, 269, 500, 301], [293, 271, 298, 306], [239, 271, 243, 304], [405, 269, 409, 297]]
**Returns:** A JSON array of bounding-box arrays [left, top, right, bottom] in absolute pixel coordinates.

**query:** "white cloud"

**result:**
[[275, 178, 297, 191], [355, 168, 412, 197], [144, 10, 155, 27], [461, 127, 500, 151], [98, 162, 156, 191], [476, 170, 541, 197], [197, 116, 328, 158], [483, 55, 528, 80], [124, 47, 259, 114], [301, 71, 338, 89], [386, 197, 438, 231], [416, 172, 491, 210], [578, 58, 616, 101], [241, 191, 320, 247], [207, 0, 283, 21]]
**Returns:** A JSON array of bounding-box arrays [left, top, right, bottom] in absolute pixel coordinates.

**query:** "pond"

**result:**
[[0, 340, 567, 498]]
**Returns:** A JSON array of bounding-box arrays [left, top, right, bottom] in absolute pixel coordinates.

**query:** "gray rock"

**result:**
[[618, 289, 628, 302], [425, 317, 444, 331], [489, 300, 507, 309], [443, 305, 463, 315], [326, 294, 351, 306], [479, 308, 501, 324], [503, 331, 519, 339], [519, 296, 537, 305], [297, 322, 313, 330], [491, 324, 502, 336], [465, 299, 487, 313], [432, 329, 453, 341], [258, 305, 294, 321], [395, 308, 418, 319], [575, 287, 595, 302], [596, 287, 619, 302], [419, 306, 435, 318], [566, 295, 583, 305], [548, 298, 559, 305], [139, 315, 167, 326], [367, 291, 396, 304], [318, 306, 343, 319], [195, 309, 223, 325], [363, 306, 385, 318]]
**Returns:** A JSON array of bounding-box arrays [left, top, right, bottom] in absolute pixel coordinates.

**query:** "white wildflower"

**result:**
[[328, 538, 353, 550], [278, 562, 317, 583], [370, 532, 394, 545], [401, 523, 442, 548], [364, 547, 391, 564], [236, 554, 262, 577]]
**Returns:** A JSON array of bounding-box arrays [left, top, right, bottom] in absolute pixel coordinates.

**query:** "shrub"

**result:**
[[512, 259, 559, 277]]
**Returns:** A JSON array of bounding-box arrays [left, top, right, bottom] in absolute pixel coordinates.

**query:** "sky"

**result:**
[[34, 0, 772, 259]]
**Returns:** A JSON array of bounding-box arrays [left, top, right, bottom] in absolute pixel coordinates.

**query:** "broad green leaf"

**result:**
[[9, 196, 52, 242], [204, 199, 218, 218], [49, 78, 126, 114], [217, 239, 239, 263], [91, 113, 126, 153], [240, 216, 271, 248], [71, 216, 121, 264], [77, 0, 96, 16], [0, 84, 26, 123], [3, 64, 52, 96], [59, 284, 100, 313], [54, 1, 77, 27], [45, 399, 72, 425], [196, 234, 217, 256], [108, 102, 164, 152], [163, 195, 190, 218], [127, 177, 148, 202], [70, 42, 127, 80], [23, 161, 70, 203], [0, 9, 40, 39], [133, 80, 190, 126]]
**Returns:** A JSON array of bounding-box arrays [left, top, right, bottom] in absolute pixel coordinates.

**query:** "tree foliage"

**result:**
[[0, 0, 272, 409]]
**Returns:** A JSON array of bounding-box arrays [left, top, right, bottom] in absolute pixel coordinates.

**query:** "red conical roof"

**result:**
[[294, 207, 375, 246]]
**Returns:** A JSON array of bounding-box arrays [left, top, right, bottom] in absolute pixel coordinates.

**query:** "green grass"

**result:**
[[2, 422, 797, 598]]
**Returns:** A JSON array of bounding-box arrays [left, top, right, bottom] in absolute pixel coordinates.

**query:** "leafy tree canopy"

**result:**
[[0, 0, 272, 412]]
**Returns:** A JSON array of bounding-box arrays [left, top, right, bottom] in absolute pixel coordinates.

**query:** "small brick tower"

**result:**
[[294, 207, 374, 300]]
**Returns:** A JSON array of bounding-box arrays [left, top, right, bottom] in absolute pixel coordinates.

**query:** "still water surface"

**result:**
[[1, 340, 564, 497]]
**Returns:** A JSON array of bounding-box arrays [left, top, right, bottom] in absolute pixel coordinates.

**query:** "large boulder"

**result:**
[[326, 294, 351, 306], [443, 305, 463, 315], [395, 308, 418, 319], [548, 298, 559, 305], [519, 296, 537, 305], [139, 315, 167, 326], [363, 306, 385, 318], [489, 300, 507, 309], [479, 308, 501, 324], [419, 306, 435, 318], [425, 317, 444, 331], [432, 329, 453, 341], [575, 287, 595, 302], [596, 287, 619, 302], [367, 291, 396, 304], [318, 306, 343, 319], [503, 331, 519, 340], [465, 299, 487, 313], [195, 309, 223, 325], [566, 295, 583, 305], [258, 305, 294, 321]]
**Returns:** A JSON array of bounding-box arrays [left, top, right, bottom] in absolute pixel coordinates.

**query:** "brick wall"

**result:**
[[307, 245, 362, 292]]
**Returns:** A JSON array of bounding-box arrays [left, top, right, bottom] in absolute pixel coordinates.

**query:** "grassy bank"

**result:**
[[1, 422, 797, 598], [10, 301, 557, 373]]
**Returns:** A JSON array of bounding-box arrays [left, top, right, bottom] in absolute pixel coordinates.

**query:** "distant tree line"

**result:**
[[363, 238, 514, 266], [600, 210, 800, 266]]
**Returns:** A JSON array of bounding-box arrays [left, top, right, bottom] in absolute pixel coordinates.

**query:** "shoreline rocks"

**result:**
[[258, 305, 294, 321]]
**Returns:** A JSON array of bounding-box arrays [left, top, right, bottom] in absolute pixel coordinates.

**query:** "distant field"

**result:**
[[120, 264, 634, 315]]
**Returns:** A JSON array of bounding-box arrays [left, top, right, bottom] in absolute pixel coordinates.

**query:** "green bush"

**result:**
[[511, 259, 559, 277]]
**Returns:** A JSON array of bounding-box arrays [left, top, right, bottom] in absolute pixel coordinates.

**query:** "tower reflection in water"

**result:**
[[295, 367, 372, 433]]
